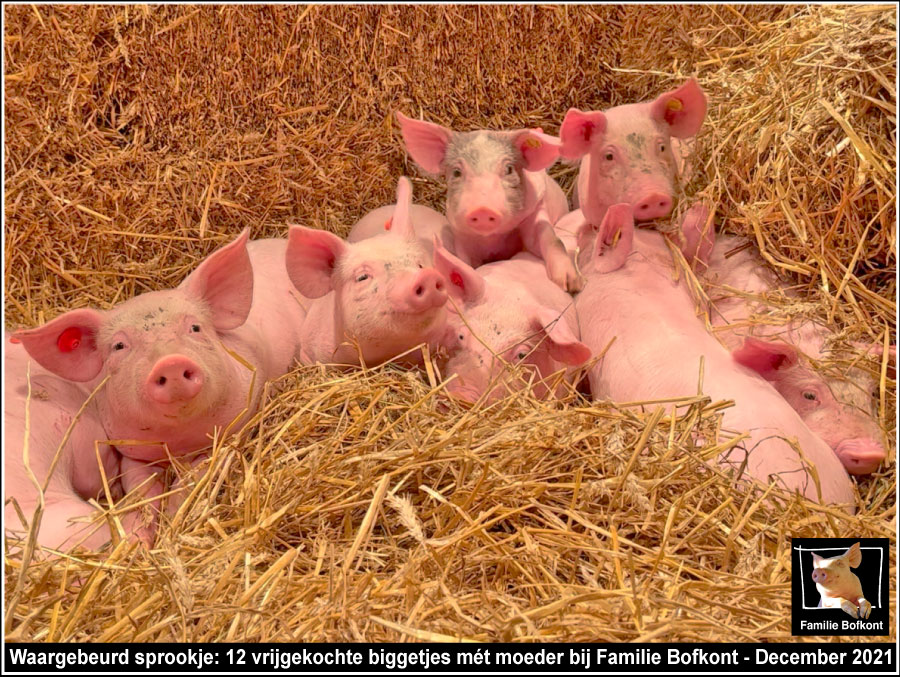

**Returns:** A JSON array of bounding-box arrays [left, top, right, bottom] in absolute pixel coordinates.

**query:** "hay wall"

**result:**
[[4, 5, 896, 642]]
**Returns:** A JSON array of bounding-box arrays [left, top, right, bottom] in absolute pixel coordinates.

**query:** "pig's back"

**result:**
[[243, 238, 308, 378], [348, 204, 454, 254], [576, 233, 854, 507]]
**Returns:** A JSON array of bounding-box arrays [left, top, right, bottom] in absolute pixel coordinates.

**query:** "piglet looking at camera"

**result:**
[[287, 177, 453, 368], [396, 113, 581, 292], [812, 542, 872, 619], [12, 230, 306, 548]]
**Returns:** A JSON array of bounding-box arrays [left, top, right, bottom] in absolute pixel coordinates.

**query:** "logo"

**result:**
[[792, 537, 889, 636]]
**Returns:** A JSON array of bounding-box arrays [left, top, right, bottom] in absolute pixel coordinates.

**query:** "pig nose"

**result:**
[[406, 269, 447, 312], [146, 355, 204, 404], [466, 208, 502, 230], [834, 438, 886, 475], [633, 193, 672, 220]]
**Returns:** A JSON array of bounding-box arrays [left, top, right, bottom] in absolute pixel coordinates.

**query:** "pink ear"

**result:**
[[812, 553, 823, 567], [389, 176, 416, 241], [431, 236, 484, 305], [649, 79, 707, 139], [285, 226, 347, 299], [844, 542, 862, 568], [13, 308, 105, 382], [396, 112, 453, 175], [532, 308, 591, 366], [182, 229, 253, 331], [559, 108, 607, 160], [511, 129, 562, 172], [732, 338, 799, 380], [593, 203, 634, 274]]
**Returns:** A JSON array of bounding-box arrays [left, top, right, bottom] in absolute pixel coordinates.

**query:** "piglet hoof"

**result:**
[[859, 598, 872, 619], [840, 599, 859, 619], [566, 270, 586, 294], [121, 511, 158, 549], [546, 255, 582, 294]]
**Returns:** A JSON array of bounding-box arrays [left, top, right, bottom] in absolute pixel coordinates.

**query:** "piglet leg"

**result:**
[[6, 493, 113, 555], [678, 202, 714, 272], [118, 456, 167, 547], [525, 210, 584, 292]]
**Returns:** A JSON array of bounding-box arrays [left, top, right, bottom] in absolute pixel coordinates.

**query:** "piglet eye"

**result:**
[[604, 152, 614, 161], [191, 324, 201, 333], [803, 391, 817, 401], [451, 168, 462, 179], [357, 273, 370, 282], [113, 342, 126, 351], [659, 143, 666, 153], [517, 351, 528, 360], [505, 163, 514, 176]]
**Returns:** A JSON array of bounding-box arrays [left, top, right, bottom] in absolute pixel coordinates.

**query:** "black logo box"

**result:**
[[792, 537, 890, 636]]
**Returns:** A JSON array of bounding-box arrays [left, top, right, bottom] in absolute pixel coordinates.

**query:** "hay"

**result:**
[[4, 5, 895, 642]]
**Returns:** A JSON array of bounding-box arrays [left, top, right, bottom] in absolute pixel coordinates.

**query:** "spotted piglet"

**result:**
[[396, 113, 582, 292]]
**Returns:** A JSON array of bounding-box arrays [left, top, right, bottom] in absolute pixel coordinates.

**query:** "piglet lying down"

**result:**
[[9, 230, 306, 551], [569, 205, 855, 510]]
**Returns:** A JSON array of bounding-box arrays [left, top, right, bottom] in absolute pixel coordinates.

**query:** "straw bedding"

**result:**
[[3, 4, 895, 642]]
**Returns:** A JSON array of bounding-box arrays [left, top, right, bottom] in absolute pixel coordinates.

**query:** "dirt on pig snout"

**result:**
[[3, 4, 895, 642]]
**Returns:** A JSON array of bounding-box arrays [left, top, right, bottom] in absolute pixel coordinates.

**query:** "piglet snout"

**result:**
[[834, 438, 886, 475], [146, 355, 204, 404], [395, 269, 447, 313], [812, 569, 827, 584], [634, 193, 673, 221], [465, 208, 502, 230]]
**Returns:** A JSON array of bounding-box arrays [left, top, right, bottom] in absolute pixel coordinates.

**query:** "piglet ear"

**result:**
[[396, 112, 453, 175], [844, 542, 862, 568], [532, 307, 591, 366], [593, 203, 634, 274], [812, 553, 823, 567], [183, 229, 253, 331], [285, 225, 347, 299], [649, 79, 707, 139], [559, 108, 607, 160], [511, 129, 562, 172], [732, 338, 799, 380], [431, 236, 484, 305], [13, 308, 105, 382], [389, 176, 416, 241]]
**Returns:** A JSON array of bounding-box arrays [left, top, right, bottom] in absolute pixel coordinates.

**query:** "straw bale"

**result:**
[[4, 4, 895, 642]]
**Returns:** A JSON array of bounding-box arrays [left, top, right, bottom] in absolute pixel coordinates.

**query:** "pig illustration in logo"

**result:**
[[811, 542, 871, 619]]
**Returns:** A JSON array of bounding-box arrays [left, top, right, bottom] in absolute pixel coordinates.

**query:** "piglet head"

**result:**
[[433, 241, 589, 403], [397, 112, 561, 237], [562, 80, 707, 225], [15, 230, 255, 452], [811, 543, 862, 593], [733, 338, 886, 475], [286, 183, 449, 366]]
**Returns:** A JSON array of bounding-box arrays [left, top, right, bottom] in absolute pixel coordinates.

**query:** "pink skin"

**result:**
[[559, 79, 707, 226], [287, 178, 453, 367], [431, 242, 590, 403], [812, 543, 871, 618], [707, 234, 890, 475], [574, 205, 855, 509], [396, 112, 581, 292], [12, 230, 306, 547], [5, 338, 122, 553]]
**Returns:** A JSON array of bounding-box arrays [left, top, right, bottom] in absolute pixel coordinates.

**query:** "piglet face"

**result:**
[[434, 243, 589, 403], [561, 80, 707, 224], [811, 543, 862, 595], [14, 231, 255, 454], [733, 338, 887, 475], [397, 113, 561, 237]]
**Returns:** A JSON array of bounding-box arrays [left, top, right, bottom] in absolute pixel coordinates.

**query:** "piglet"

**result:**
[[396, 113, 581, 292], [12, 230, 306, 547], [560, 79, 707, 226], [706, 234, 889, 475], [286, 177, 453, 367], [812, 542, 872, 619], [573, 205, 855, 509], [430, 241, 590, 402]]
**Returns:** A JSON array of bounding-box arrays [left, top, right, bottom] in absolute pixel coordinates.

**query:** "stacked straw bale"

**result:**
[[4, 5, 895, 642]]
